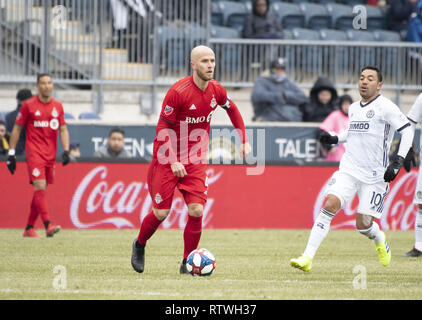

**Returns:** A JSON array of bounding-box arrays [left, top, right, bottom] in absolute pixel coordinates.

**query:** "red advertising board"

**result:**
[[0, 162, 418, 230]]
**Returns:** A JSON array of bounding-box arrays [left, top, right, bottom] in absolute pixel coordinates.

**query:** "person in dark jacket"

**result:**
[[406, 0, 422, 42], [242, 0, 283, 39], [301, 76, 338, 123], [251, 58, 308, 122], [5, 88, 32, 156], [388, 0, 418, 34]]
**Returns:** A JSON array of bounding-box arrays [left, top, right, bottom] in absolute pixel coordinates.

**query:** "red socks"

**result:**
[[183, 215, 202, 259], [136, 212, 203, 259], [27, 190, 50, 227], [137, 211, 163, 245]]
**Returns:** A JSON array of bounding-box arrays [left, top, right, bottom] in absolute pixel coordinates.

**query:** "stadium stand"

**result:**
[[64, 112, 75, 120], [217, 1, 249, 32], [299, 2, 331, 30], [270, 2, 306, 29], [78, 112, 102, 120], [325, 3, 355, 30]]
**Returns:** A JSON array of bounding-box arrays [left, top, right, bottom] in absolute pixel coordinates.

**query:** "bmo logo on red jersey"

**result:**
[[185, 110, 215, 124], [34, 119, 59, 130]]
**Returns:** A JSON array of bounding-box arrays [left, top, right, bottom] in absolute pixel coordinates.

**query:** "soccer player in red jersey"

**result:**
[[6, 74, 71, 238], [131, 45, 251, 274]]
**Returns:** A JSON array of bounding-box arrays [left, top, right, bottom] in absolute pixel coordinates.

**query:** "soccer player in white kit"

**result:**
[[290, 66, 415, 271], [403, 92, 422, 257]]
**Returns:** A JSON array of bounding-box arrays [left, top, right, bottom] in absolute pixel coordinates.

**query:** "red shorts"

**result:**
[[26, 158, 55, 184], [147, 159, 208, 209]]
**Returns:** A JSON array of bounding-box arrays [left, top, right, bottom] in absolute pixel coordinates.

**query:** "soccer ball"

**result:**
[[186, 248, 216, 276]]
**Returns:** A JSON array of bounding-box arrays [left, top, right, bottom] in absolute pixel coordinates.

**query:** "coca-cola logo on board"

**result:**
[[70, 166, 223, 229], [313, 172, 418, 230]]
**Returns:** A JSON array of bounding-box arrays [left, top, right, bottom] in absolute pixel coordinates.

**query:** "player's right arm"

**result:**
[[156, 88, 187, 178]]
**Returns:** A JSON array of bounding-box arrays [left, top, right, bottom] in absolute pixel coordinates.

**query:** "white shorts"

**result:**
[[325, 171, 389, 219], [414, 166, 422, 204]]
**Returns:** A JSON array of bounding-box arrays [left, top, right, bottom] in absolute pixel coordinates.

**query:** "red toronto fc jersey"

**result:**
[[15, 95, 66, 163], [153, 75, 228, 164]]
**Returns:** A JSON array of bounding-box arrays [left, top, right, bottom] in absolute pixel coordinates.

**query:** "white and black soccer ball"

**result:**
[[186, 248, 216, 276]]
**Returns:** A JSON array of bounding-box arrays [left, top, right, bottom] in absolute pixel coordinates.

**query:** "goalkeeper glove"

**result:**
[[62, 150, 70, 166], [6, 149, 16, 175], [319, 131, 338, 145], [403, 147, 417, 172], [384, 154, 404, 182]]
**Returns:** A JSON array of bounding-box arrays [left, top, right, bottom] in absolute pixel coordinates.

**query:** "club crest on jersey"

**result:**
[[32, 168, 40, 177], [210, 96, 217, 109], [164, 105, 173, 116], [154, 193, 163, 204], [366, 110, 375, 118], [51, 107, 58, 118], [50, 118, 59, 130]]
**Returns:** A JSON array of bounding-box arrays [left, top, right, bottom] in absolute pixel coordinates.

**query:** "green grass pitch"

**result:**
[[0, 228, 421, 300]]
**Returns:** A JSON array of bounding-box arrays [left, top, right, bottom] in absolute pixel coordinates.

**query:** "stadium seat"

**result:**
[[270, 2, 305, 29], [319, 29, 348, 41], [291, 28, 322, 76], [291, 28, 320, 40], [336, 0, 367, 5], [210, 25, 241, 74], [217, 1, 248, 32], [0, 111, 9, 120], [211, 2, 224, 26], [346, 29, 376, 42], [363, 5, 388, 30], [156, 25, 186, 71], [185, 24, 207, 49], [282, 29, 294, 40], [299, 3, 331, 30], [325, 3, 354, 30], [78, 112, 101, 120], [346, 29, 377, 71], [210, 25, 240, 39], [64, 112, 75, 120], [373, 30, 401, 42]]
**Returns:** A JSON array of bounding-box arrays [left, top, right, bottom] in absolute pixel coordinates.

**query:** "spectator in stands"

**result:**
[[242, 0, 283, 39], [406, 0, 422, 42], [317, 94, 353, 162], [251, 58, 308, 122], [388, 0, 418, 34], [0, 120, 9, 155], [5, 88, 32, 156], [69, 142, 81, 161], [94, 127, 132, 158], [301, 76, 338, 123]]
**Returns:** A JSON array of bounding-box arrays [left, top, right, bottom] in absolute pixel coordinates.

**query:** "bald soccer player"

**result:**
[[131, 45, 251, 274]]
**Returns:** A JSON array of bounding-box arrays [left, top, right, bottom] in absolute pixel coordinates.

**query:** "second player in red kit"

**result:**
[[6, 74, 71, 238], [131, 45, 251, 274]]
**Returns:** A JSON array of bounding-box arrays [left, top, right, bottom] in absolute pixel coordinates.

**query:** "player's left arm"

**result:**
[[59, 124, 71, 165], [383, 106, 415, 182], [221, 97, 251, 159]]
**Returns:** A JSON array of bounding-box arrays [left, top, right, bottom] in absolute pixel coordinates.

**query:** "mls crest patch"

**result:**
[[164, 105, 173, 116]]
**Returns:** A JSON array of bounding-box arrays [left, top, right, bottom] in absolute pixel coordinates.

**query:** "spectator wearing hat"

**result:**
[[251, 57, 308, 122], [69, 142, 81, 161], [5, 88, 32, 156], [301, 76, 338, 123]]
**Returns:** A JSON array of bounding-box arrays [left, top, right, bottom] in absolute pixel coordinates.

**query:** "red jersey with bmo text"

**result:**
[[15, 95, 66, 163], [153, 75, 229, 165]]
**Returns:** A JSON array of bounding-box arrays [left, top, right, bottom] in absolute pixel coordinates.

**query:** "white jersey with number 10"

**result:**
[[339, 94, 410, 184]]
